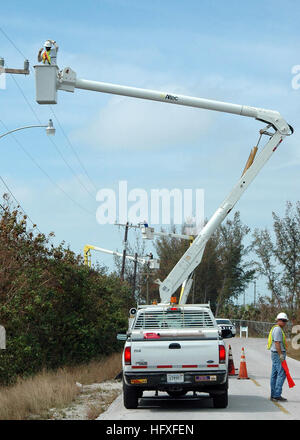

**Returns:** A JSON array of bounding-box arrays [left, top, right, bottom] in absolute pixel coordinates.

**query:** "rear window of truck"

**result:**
[[133, 310, 215, 330]]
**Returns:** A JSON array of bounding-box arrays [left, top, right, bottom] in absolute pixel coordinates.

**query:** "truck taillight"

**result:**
[[219, 344, 226, 364], [124, 347, 131, 365]]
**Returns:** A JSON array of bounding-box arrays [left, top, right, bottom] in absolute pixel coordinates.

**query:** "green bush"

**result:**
[[0, 198, 134, 385]]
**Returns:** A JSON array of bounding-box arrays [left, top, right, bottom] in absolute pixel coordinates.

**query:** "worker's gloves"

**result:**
[[279, 354, 285, 362]]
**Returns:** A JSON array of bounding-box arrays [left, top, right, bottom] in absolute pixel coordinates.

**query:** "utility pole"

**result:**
[[132, 252, 138, 300], [146, 266, 150, 304], [115, 221, 141, 281], [84, 244, 159, 305], [254, 280, 256, 306], [120, 222, 129, 281], [139, 263, 151, 305]]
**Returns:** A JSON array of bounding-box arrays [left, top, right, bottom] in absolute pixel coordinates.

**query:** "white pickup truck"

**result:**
[[120, 303, 232, 409]]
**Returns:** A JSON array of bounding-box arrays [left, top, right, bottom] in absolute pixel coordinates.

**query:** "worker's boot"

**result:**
[[275, 396, 287, 402]]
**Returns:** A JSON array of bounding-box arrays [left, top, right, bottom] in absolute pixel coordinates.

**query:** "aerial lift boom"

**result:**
[[83, 244, 160, 269], [140, 225, 195, 304], [34, 56, 293, 304]]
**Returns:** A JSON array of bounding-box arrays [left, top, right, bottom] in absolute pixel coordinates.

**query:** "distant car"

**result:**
[[216, 319, 236, 338]]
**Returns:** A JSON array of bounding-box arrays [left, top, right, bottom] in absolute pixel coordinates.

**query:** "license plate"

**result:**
[[167, 373, 184, 383]]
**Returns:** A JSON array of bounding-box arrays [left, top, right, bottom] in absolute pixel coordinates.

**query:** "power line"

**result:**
[[0, 28, 98, 244], [9, 74, 96, 200], [0, 174, 42, 234], [0, 119, 94, 217], [9, 74, 42, 122], [0, 27, 28, 60], [0, 27, 98, 194], [49, 106, 98, 192]]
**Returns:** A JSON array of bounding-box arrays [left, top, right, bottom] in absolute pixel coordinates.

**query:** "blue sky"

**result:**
[[1, 0, 300, 304]]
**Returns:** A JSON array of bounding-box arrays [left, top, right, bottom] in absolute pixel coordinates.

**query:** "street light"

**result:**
[[0, 119, 55, 139], [46, 119, 55, 136]]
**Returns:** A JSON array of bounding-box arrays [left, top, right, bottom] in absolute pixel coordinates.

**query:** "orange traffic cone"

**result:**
[[237, 347, 250, 379], [228, 344, 237, 376]]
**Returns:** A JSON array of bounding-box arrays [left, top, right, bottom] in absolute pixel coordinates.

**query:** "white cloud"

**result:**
[[71, 86, 215, 151]]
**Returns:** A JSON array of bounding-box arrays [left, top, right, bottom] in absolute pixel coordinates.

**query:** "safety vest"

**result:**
[[42, 50, 51, 65], [267, 325, 286, 350]]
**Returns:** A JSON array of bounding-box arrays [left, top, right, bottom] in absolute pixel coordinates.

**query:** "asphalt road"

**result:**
[[98, 337, 300, 420]]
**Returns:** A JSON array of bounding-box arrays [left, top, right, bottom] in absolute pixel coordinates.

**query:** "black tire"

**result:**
[[212, 391, 228, 408], [123, 382, 139, 409], [167, 390, 188, 398]]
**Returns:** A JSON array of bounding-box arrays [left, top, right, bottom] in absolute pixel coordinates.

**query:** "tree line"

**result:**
[[124, 202, 300, 322], [0, 195, 134, 385]]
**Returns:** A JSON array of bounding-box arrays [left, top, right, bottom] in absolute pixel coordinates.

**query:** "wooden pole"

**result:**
[[120, 222, 129, 280]]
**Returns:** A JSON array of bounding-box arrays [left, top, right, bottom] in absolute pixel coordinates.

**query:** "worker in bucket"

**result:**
[[267, 312, 289, 402], [38, 40, 59, 65]]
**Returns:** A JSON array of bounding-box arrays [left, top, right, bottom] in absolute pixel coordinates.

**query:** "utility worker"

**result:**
[[38, 40, 59, 65], [267, 312, 289, 402]]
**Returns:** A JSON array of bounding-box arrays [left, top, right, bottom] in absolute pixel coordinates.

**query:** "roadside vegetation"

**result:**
[[251, 201, 300, 321], [0, 195, 134, 386], [0, 352, 122, 420]]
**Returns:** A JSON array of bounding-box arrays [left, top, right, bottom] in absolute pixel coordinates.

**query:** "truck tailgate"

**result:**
[[131, 339, 220, 371]]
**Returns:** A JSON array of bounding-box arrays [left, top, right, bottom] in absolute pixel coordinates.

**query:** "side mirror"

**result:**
[[221, 329, 233, 339]]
